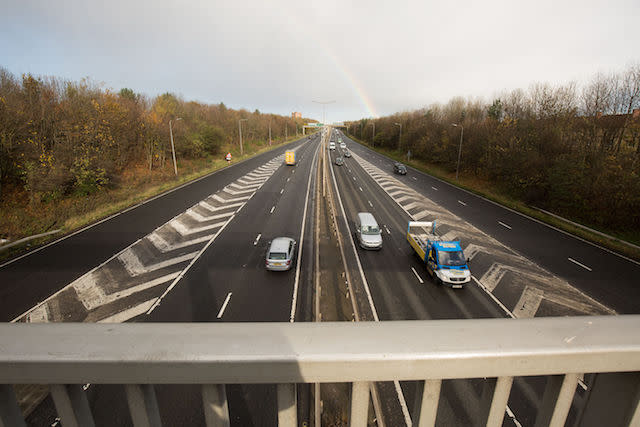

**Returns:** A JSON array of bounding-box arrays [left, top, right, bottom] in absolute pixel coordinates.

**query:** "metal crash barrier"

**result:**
[[1, 316, 639, 426]]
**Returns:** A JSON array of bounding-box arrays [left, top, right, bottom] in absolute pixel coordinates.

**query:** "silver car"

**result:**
[[354, 212, 382, 250], [265, 237, 297, 271]]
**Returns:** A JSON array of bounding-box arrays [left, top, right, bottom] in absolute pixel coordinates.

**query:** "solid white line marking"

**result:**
[[217, 292, 232, 319], [359, 186, 363, 192], [368, 200, 373, 208], [254, 234, 261, 246], [411, 267, 424, 284], [270, 206, 276, 214], [431, 186, 438, 191], [280, 188, 284, 194], [568, 257, 592, 271], [472, 276, 516, 319], [458, 200, 467, 206], [578, 378, 588, 391], [384, 225, 391, 235]]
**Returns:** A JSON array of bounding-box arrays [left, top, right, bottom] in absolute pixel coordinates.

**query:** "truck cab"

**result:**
[[425, 241, 470, 288]]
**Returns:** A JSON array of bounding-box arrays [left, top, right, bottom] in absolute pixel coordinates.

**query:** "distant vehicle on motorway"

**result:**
[[265, 237, 297, 271], [393, 162, 407, 175], [285, 150, 296, 165], [339, 142, 346, 149], [329, 142, 336, 150], [354, 212, 382, 250], [343, 150, 351, 158], [335, 156, 344, 166], [406, 220, 470, 288]]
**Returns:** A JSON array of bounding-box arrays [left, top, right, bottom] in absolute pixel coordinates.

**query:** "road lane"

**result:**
[[339, 130, 640, 314], [0, 136, 319, 322]]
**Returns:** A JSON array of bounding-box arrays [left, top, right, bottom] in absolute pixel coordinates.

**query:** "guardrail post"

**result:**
[[350, 382, 369, 427], [202, 385, 230, 427], [479, 376, 513, 427], [277, 383, 297, 427], [125, 384, 162, 427], [0, 385, 26, 427], [50, 384, 95, 427], [534, 373, 580, 427], [417, 379, 441, 427]]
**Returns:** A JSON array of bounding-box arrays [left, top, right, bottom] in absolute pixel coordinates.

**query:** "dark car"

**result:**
[[393, 162, 407, 175]]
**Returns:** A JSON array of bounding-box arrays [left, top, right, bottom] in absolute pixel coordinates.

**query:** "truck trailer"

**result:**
[[406, 220, 471, 288]]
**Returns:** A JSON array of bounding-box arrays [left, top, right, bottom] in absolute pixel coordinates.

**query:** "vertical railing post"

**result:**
[[417, 379, 442, 427], [479, 376, 514, 427], [350, 382, 369, 427], [125, 384, 162, 427], [534, 374, 580, 427], [50, 384, 95, 427], [277, 383, 297, 427], [202, 385, 230, 427], [0, 385, 26, 427]]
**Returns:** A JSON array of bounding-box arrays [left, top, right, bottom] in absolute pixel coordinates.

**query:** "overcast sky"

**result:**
[[1, 0, 639, 122]]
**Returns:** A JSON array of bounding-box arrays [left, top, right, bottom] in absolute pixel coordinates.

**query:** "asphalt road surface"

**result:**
[[4, 127, 638, 426]]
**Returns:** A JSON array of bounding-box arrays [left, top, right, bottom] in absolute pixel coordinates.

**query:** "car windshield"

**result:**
[[361, 225, 380, 235], [269, 252, 287, 260], [438, 250, 466, 266]]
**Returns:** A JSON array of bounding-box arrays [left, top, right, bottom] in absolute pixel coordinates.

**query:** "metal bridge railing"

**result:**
[[1, 315, 639, 427]]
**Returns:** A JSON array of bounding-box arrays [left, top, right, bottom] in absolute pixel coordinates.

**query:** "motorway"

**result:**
[[2, 126, 639, 426]]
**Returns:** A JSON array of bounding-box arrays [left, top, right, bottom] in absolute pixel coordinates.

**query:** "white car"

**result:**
[[329, 142, 336, 150], [265, 237, 297, 271], [340, 142, 346, 149]]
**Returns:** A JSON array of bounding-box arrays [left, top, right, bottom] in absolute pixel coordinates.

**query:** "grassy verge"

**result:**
[[0, 135, 308, 263], [348, 136, 640, 262]]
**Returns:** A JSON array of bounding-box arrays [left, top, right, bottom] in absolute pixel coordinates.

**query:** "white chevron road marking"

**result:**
[[170, 219, 227, 237], [513, 286, 544, 318], [212, 193, 252, 204], [74, 271, 180, 311], [147, 232, 215, 253], [118, 249, 198, 276], [199, 200, 244, 213]]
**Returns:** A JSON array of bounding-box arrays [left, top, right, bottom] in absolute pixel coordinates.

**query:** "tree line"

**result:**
[[0, 68, 308, 201], [347, 65, 640, 236]]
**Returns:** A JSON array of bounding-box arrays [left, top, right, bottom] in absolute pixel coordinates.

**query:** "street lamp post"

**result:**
[[312, 100, 335, 126], [452, 123, 464, 180], [238, 119, 248, 156], [394, 122, 402, 150], [370, 121, 375, 146], [169, 117, 182, 176]]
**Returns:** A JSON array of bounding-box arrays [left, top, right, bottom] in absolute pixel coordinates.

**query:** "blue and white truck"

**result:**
[[406, 221, 471, 288]]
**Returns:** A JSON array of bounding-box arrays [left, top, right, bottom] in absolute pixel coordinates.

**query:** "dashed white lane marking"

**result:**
[[568, 257, 593, 271], [254, 234, 262, 246], [353, 176, 356, 181], [431, 186, 438, 191], [280, 188, 284, 194], [287, 178, 290, 182], [368, 200, 373, 208], [384, 225, 391, 235], [458, 200, 467, 206], [217, 292, 232, 319], [412, 177, 417, 180], [359, 186, 363, 192], [270, 206, 276, 214], [411, 267, 424, 284], [498, 221, 512, 230]]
